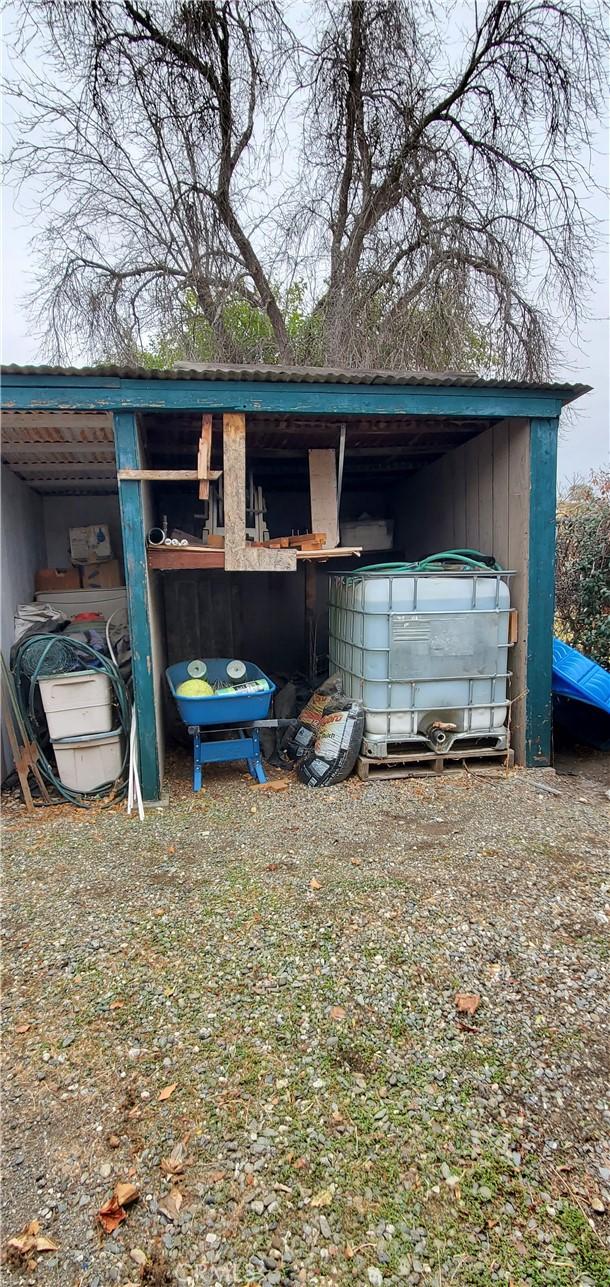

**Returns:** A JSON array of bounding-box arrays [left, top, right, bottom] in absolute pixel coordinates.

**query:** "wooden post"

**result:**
[[115, 411, 161, 800], [223, 413, 295, 572], [198, 413, 213, 500]]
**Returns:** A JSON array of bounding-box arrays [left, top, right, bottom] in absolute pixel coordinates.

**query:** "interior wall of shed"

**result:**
[[42, 494, 124, 570], [1, 464, 46, 776]]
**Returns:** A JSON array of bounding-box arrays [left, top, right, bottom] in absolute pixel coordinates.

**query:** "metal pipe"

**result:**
[[147, 527, 166, 546]]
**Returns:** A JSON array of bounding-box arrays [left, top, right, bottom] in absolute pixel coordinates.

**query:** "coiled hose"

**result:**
[[12, 633, 131, 807], [356, 549, 503, 573]]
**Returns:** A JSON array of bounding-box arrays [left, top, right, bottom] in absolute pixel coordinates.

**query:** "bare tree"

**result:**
[[4, 0, 608, 375]]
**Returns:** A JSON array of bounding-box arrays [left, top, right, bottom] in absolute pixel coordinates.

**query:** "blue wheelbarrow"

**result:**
[[166, 658, 277, 791]]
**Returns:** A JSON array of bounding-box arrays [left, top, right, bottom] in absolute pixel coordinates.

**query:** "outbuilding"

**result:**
[[1, 362, 589, 800]]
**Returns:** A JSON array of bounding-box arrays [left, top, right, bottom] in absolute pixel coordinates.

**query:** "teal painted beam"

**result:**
[[114, 410, 161, 801], [2, 374, 567, 420], [526, 417, 559, 767]]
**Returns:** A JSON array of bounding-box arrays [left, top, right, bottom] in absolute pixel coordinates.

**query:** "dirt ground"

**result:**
[[1, 750, 609, 1287]]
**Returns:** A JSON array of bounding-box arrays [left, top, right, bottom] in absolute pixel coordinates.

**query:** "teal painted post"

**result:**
[[114, 411, 161, 800], [526, 417, 559, 766]]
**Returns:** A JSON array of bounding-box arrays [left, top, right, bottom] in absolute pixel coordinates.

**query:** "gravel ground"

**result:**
[[1, 753, 609, 1287]]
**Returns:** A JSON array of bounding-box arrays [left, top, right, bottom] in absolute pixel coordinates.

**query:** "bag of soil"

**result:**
[[297, 698, 364, 787], [284, 674, 343, 761]]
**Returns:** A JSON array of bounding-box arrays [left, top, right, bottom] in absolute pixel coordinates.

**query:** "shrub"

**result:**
[[555, 470, 610, 668]]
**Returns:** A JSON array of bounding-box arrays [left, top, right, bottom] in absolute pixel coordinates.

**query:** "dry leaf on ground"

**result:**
[[252, 778, 290, 792], [329, 1005, 347, 1021], [5, 1220, 58, 1259], [310, 1187, 333, 1208], [158, 1188, 183, 1222], [15, 1022, 31, 1033], [115, 1182, 139, 1207], [97, 1195, 127, 1234], [98, 1182, 139, 1232], [309, 877, 321, 890], [158, 1082, 177, 1101], [455, 992, 481, 1016], [160, 1142, 185, 1177]]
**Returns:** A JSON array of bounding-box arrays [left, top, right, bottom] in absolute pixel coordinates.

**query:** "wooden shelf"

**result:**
[[147, 544, 362, 571]]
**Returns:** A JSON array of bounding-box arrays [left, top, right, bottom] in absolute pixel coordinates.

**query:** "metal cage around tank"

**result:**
[[329, 567, 515, 758]]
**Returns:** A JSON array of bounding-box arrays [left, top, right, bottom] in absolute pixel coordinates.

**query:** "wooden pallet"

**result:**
[[356, 746, 514, 780]]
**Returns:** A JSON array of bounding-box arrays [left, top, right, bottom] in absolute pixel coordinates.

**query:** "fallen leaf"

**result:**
[[310, 1188, 333, 1208], [158, 1188, 183, 1221], [109, 1000, 124, 1010], [252, 777, 290, 792], [455, 992, 481, 1017], [114, 1182, 139, 1207], [33, 1236, 59, 1252], [309, 877, 321, 891], [161, 1142, 185, 1177], [158, 1082, 177, 1101], [457, 1021, 479, 1034], [329, 1005, 347, 1021], [97, 1195, 126, 1234], [5, 1219, 59, 1258], [209, 1169, 226, 1184], [15, 1022, 31, 1033]]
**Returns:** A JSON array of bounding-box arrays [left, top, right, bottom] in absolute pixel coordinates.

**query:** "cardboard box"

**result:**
[[80, 559, 122, 590], [35, 567, 81, 593], [69, 524, 112, 564]]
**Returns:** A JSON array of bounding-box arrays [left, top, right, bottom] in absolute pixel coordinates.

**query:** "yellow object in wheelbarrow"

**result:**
[[176, 678, 214, 697]]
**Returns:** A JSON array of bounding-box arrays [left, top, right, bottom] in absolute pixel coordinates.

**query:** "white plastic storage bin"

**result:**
[[38, 670, 113, 739], [329, 569, 513, 757], [52, 729, 123, 792]]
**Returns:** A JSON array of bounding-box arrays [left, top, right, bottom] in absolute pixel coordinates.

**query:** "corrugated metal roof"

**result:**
[[1, 360, 590, 399], [1, 410, 117, 494]]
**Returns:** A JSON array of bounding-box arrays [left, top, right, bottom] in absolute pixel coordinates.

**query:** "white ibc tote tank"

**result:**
[[328, 551, 514, 759]]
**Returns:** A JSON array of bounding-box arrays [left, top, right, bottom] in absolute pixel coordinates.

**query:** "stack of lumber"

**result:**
[[251, 532, 327, 551]]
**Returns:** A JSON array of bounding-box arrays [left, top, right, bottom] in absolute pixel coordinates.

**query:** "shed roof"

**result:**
[[0, 360, 590, 401]]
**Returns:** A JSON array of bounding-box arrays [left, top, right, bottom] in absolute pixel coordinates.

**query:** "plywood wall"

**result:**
[[1, 465, 46, 778], [395, 419, 530, 762]]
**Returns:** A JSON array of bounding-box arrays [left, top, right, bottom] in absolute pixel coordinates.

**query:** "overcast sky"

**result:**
[[2, 6, 608, 483]]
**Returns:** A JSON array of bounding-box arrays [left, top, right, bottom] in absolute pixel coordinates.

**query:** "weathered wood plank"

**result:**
[[223, 412, 296, 572], [198, 413, 213, 500], [309, 449, 338, 548], [117, 468, 221, 481]]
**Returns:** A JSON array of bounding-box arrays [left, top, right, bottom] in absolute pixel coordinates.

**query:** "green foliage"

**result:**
[[133, 284, 324, 369], [555, 470, 610, 668]]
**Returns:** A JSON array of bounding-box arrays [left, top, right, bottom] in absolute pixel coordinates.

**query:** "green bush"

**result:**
[[555, 470, 610, 668]]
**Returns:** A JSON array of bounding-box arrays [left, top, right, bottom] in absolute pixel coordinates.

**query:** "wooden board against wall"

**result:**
[[308, 449, 338, 548], [223, 413, 296, 571]]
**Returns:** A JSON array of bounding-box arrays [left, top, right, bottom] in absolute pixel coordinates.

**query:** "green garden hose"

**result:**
[[356, 548, 503, 574], [12, 633, 131, 807]]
